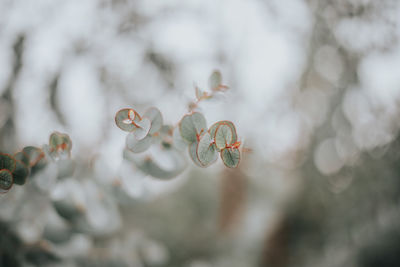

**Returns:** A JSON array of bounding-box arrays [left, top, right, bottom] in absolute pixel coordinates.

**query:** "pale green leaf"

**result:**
[[209, 121, 237, 143], [115, 108, 138, 132], [188, 140, 203, 167], [133, 118, 151, 140], [215, 124, 233, 150], [179, 112, 207, 143], [126, 133, 153, 153], [137, 151, 186, 180], [209, 70, 222, 90], [220, 148, 240, 168], [144, 107, 163, 134], [49, 132, 72, 152], [197, 132, 218, 167], [173, 127, 187, 151]]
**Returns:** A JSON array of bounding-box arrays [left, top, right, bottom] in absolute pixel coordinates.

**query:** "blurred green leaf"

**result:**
[[126, 133, 153, 153], [53, 200, 84, 222], [208, 70, 222, 90], [49, 132, 72, 153], [123, 148, 186, 180], [12, 160, 29, 185], [144, 107, 163, 135], [179, 112, 207, 143], [0, 153, 16, 172], [57, 159, 76, 180], [133, 117, 151, 140], [197, 132, 218, 167], [215, 124, 233, 150], [137, 152, 186, 180], [0, 169, 13, 191], [173, 127, 187, 151], [220, 148, 240, 168]]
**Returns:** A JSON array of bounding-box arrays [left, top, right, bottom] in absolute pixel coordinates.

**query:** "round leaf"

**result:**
[[0, 169, 13, 191], [12, 160, 29, 185], [144, 107, 163, 135], [179, 112, 207, 143], [0, 153, 16, 172], [220, 148, 240, 168], [115, 108, 139, 132], [126, 133, 153, 153], [133, 118, 151, 140], [209, 70, 222, 90], [196, 132, 218, 167], [209, 121, 237, 144], [215, 124, 233, 150]]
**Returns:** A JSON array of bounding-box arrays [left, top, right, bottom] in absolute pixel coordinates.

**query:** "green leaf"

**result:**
[[22, 146, 48, 176], [0, 153, 16, 172], [196, 132, 217, 167], [123, 148, 186, 180], [49, 132, 72, 153], [220, 148, 240, 168], [115, 108, 139, 132], [14, 151, 29, 166], [144, 107, 163, 135], [12, 160, 29, 185], [209, 121, 237, 144], [0, 169, 13, 191], [137, 152, 186, 180], [126, 133, 153, 153], [133, 117, 151, 140], [188, 141, 203, 167], [209, 70, 222, 90], [53, 200, 84, 222], [22, 146, 45, 167], [51, 180, 86, 222], [179, 112, 207, 143], [215, 124, 233, 150]]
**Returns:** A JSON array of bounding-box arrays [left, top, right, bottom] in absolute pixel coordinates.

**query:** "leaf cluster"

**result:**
[[116, 107, 186, 179], [115, 71, 241, 178], [0, 132, 73, 193]]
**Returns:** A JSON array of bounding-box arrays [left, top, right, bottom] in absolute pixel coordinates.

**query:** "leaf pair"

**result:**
[[209, 121, 240, 168], [179, 113, 240, 168], [179, 112, 215, 167], [123, 107, 163, 153]]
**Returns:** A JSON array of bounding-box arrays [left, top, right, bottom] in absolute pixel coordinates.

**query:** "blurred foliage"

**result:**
[[2, 0, 400, 266]]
